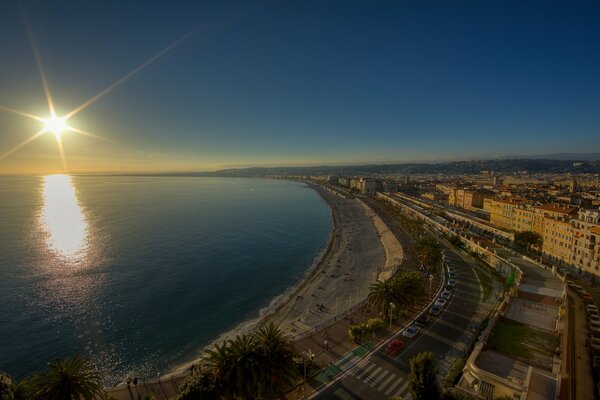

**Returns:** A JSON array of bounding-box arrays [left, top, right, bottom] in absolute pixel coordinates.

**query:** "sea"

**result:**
[[0, 175, 331, 385]]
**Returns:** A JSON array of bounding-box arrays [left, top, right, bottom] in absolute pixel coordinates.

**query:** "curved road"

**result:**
[[312, 246, 483, 399]]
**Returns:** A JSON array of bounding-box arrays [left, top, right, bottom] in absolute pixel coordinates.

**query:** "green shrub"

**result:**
[[366, 317, 386, 331], [348, 324, 370, 343], [442, 356, 466, 388]]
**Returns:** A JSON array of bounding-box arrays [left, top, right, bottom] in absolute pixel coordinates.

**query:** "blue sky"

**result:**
[[0, 0, 599, 172]]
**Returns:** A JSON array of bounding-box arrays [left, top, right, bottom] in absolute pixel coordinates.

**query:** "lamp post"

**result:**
[[428, 274, 434, 298], [389, 302, 396, 327], [303, 349, 314, 399]]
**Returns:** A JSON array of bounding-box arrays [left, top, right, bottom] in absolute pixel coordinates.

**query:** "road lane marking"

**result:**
[[394, 380, 410, 397], [384, 376, 404, 395], [379, 373, 396, 391]]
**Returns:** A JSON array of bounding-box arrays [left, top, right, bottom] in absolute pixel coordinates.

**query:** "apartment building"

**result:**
[[542, 217, 575, 265], [514, 204, 534, 232], [572, 208, 600, 275], [532, 204, 579, 237], [489, 198, 522, 231]]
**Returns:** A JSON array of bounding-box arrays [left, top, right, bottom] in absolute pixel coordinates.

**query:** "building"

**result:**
[[542, 217, 575, 265], [449, 188, 486, 210], [572, 208, 600, 276], [532, 204, 579, 237], [514, 204, 534, 232], [489, 198, 522, 231]]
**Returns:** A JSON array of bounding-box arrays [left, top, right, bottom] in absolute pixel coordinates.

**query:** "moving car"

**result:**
[[403, 325, 420, 339], [385, 338, 406, 355]]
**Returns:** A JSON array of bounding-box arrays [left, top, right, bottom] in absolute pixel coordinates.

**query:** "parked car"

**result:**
[[385, 338, 406, 355], [441, 290, 452, 300], [447, 279, 457, 287], [584, 293, 594, 303], [430, 304, 442, 316], [435, 298, 448, 307], [449, 272, 457, 279], [589, 314, 600, 323], [415, 315, 431, 326], [588, 304, 598, 313], [403, 325, 421, 339], [567, 280, 575, 287], [591, 338, 600, 351]]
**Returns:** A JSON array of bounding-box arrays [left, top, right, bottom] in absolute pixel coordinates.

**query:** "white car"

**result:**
[[435, 298, 448, 307], [588, 304, 598, 312], [403, 325, 420, 339], [441, 290, 452, 300]]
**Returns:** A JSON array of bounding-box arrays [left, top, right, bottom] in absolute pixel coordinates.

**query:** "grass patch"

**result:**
[[488, 317, 559, 365], [473, 267, 492, 301]]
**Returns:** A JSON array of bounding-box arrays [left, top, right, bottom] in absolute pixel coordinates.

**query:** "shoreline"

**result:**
[[165, 182, 342, 378], [114, 182, 400, 388]]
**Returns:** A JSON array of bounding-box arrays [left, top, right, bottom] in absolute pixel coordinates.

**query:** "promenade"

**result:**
[[104, 187, 403, 400]]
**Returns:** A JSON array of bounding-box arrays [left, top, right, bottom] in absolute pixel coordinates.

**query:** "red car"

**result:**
[[385, 339, 406, 355]]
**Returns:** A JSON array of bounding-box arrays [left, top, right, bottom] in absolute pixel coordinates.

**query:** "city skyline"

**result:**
[[1, 0, 599, 174]]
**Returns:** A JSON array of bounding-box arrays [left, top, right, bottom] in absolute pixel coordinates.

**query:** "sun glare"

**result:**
[[43, 115, 68, 138]]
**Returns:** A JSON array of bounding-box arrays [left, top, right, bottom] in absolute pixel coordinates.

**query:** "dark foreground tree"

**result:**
[[408, 351, 440, 400], [255, 322, 299, 396], [28, 355, 104, 400], [514, 231, 542, 250], [415, 237, 442, 270], [190, 324, 299, 399]]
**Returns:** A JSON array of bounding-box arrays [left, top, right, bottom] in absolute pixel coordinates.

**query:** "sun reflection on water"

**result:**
[[41, 174, 88, 258]]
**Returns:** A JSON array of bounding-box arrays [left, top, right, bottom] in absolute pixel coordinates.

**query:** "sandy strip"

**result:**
[[165, 185, 400, 378]]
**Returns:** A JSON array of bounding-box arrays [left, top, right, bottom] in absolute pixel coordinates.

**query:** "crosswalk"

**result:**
[[348, 360, 410, 398]]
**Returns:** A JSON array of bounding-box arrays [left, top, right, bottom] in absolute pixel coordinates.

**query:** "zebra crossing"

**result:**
[[348, 360, 411, 398]]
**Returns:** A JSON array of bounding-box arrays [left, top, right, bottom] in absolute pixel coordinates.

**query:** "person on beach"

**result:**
[[133, 377, 138, 387], [126, 376, 132, 388]]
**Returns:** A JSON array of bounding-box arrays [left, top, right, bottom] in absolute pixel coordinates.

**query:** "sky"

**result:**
[[0, 0, 599, 173]]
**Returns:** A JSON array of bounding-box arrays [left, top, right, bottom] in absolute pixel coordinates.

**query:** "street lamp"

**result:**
[[428, 274, 434, 298], [303, 349, 314, 399], [389, 302, 396, 327]]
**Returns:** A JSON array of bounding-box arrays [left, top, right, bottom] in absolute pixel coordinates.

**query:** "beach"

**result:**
[[105, 183, 405, 398], [164, 184, 403, 378]]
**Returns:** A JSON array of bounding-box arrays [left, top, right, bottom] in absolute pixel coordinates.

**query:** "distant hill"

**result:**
[[187, 158, 600, 177], [499, 152, 600, 161]]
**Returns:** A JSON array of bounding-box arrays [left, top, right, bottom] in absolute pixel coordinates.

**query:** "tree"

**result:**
[[0, 372, 15, 400], [514, 231, 542, 250], [28, 355, 104, 400], [415, 237, 442, 270], [408, 351, 440, 400], [368, 279, 400, 316], [392, 271, 426, 311], [255, 323, 298, 396]]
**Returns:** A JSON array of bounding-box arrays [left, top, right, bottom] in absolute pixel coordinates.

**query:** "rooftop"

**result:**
[[534, 203, 578, 215]]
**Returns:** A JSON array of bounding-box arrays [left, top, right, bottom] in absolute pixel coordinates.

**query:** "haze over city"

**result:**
[[1, 0, 599, 174]]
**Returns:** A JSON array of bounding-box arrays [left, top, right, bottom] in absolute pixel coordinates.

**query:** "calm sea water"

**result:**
[[0, 176, 331, 384]]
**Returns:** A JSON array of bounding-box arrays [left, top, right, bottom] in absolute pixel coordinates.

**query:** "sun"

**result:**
[[42, 115, 68, 139]]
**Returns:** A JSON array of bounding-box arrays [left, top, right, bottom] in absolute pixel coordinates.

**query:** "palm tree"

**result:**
[[392, 271, 426, 313], [415, 237, 442, 270], [28, 355, 104, 400], [368, 279, 400, 316], [0, 372, 15, 400], [225, 334, 262, 399], [255, 323, 298, 396]]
